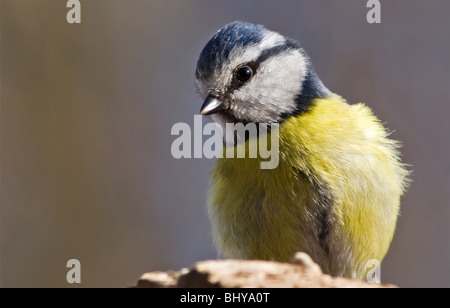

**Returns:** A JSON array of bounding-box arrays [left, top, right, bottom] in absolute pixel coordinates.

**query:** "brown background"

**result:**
[[1, 0, 449, 287]]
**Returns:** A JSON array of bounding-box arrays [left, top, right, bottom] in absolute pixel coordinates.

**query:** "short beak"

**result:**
[[200, 95, 225, 115]]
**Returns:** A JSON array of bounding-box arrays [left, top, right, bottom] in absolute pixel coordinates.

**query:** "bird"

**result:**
[[195, 21, 409, 279]]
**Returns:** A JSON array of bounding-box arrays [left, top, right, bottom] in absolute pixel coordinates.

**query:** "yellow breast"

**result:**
[[208, 94, 408, 278]]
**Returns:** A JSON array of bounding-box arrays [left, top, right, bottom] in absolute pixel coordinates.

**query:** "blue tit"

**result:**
[[195, 21, 409, 279]]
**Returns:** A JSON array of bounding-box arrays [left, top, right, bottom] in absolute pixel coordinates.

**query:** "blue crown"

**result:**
[[196, 22, 267, 80]]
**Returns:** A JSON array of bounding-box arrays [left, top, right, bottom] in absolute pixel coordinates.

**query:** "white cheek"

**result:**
[[234, 50, 306, 122]]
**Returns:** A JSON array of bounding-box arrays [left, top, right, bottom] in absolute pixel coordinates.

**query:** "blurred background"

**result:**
[[1, 0, 449, 287]]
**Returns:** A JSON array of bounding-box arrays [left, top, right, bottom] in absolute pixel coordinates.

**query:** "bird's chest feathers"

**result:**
[[209, 130, 318, 260], [208, 97, 362, 260]]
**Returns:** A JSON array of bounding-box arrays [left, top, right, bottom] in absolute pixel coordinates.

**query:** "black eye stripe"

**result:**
[[247, 39, 299, 72]]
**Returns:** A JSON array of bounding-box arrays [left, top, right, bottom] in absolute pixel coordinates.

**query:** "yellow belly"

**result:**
[[208, 95, 408, 278]]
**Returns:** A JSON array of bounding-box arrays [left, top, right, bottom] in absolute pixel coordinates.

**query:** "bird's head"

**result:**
[[195, 21, 330, 126]]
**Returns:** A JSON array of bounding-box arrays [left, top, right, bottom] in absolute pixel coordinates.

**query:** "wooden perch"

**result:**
[[135, 253, 396, 288]]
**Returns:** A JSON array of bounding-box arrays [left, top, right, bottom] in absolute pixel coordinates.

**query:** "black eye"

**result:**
[[236, 66, 253, 82]]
